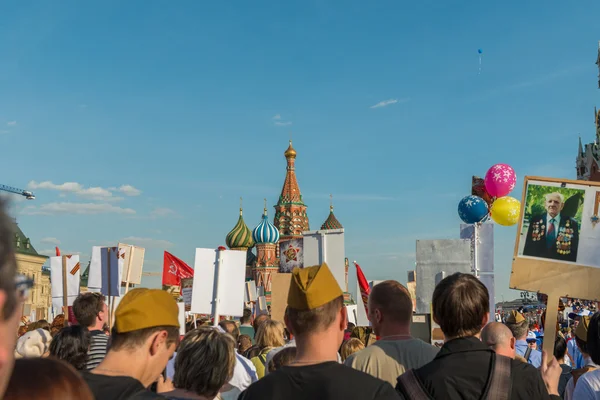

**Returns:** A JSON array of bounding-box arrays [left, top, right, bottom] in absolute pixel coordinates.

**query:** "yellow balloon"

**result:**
[[490, 196, 521, 226]]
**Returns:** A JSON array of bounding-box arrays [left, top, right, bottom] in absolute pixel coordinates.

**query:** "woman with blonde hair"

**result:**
[[250, 320, 285, 378], [340, 338, 365, 361]]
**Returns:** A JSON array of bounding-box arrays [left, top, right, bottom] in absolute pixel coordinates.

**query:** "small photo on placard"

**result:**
[[518, 181, 584, 264]]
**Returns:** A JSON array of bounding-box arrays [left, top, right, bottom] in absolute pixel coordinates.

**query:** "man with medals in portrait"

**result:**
[[523, 192, 579, 262]]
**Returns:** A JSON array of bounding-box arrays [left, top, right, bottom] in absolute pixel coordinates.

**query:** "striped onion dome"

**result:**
[[252, 207, 280, 244], [226, 207, 254, 250], [321, 204, 343, 230]]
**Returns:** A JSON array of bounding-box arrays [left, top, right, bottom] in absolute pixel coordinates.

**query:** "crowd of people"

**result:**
[[1, 201, 600, 399]]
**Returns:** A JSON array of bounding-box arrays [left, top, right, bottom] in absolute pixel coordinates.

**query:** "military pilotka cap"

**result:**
[[287, 263, 343, 310], [505, 310, 526, 324], [114, 288, 180, 333], [575, 315, 591, 342]]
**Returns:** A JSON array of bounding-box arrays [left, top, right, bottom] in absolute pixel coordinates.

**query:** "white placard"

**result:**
[[258, 296, 267, 314], [244, 281, 257, 303], [118, 243, 146, 285], [50, 255, 81, 310], [412, 315, 426, 324], [346, 305, 358, 326], [178, 302, 186, 336], [190, 248, 247, 317], [303, 229, 346, 293], [256, 286, 265, 298]]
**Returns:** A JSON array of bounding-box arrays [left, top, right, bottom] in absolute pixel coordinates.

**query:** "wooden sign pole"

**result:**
[[543, 292, 560, 356], [107, 247, 113, 330], [61, 255, 68, 327], [212, 248, 225, 327], [124, 246, 135, 294]]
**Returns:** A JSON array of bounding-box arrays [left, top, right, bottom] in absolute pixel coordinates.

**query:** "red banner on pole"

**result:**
[[162, 251, 194, 287], [354, 261, 371, 318]]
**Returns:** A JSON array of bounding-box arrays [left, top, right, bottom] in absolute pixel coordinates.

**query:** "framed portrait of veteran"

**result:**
[[511, 176, 600, 355]]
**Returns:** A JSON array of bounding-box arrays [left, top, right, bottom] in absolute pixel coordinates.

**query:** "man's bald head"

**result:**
[[481, 322, 516, 359]]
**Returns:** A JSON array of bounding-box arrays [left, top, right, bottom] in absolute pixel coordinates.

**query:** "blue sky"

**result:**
[[1, 1, 599, 302]]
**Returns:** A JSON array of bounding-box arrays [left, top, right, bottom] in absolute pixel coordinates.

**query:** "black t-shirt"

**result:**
[[238, 361, 400, 400], [82, 372, 166, 400]]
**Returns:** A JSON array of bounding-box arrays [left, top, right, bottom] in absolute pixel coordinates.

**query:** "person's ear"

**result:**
[[510, 337, 516, 350], [375, 309, 383, 324], [150, 330, 168, 356], [482, 313, 490, 327], [284, 312, 294, 337], [340, 306, 348, 331]]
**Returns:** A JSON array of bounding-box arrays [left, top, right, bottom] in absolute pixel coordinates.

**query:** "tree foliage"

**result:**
[[525, 184, 585, 222]]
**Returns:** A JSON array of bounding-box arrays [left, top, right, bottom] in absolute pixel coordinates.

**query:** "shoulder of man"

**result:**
[[129, 391, 167, 400]]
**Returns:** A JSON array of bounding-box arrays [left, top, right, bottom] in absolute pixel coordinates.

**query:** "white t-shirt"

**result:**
[[573, 368, 600, 400]]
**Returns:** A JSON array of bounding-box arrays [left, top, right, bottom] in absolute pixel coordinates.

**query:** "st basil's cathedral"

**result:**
[[224, 140, 349, 305]]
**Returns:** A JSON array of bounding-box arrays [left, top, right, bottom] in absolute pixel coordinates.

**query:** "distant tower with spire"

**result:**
[[575, 42, 600, 181], [225, 198, 255, 280], [319, 196, 351, 303], [274, 140, 310, 244], [252, 200, 280, 304]]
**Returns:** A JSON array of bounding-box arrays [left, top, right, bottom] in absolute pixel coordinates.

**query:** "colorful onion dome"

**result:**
[[226, 201, 255, 250], [284, 140, 297, 159], [321, 207, 343, 230], [253, 202, 280, 244], [321, 198, 343, 230]]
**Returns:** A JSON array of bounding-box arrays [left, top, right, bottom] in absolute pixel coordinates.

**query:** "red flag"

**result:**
[[162, 251, 194, 287], [55, 247, 61, 256], [354, 261, 371, 318]]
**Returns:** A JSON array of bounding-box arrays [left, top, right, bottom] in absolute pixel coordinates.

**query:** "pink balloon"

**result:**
[[484, 164, 516, 198]]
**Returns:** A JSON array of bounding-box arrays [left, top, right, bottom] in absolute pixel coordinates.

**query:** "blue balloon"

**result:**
[[458, 195, 489, 224], [478, 49, 483, 54]]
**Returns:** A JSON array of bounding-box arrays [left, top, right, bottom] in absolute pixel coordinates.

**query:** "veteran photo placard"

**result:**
[[515, 179, 600, 266]]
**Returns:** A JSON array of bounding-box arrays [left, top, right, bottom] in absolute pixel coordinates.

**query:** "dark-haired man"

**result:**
[[0, 200, 32, 398], [396, 273, 562, 400], [239, 308, 254, 341], [239, 263, 399, 400], [82, 288, 180, 399], [73, 292, 109, 369]]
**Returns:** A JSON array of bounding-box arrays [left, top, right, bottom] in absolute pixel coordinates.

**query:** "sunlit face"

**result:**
[[528, 341, 537, 350], [545, 195, 564, 218]]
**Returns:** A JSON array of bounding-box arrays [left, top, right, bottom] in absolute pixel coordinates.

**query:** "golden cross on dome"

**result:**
[[263, 198, 267, 214], [239, 197, 243, 215], [330, 194, 334, 212]]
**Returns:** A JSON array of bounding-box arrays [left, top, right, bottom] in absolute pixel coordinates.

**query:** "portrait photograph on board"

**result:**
[[518, 182, 584, 263]]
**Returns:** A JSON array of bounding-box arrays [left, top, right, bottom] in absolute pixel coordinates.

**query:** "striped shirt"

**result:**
[[86, 330, 109, 370]]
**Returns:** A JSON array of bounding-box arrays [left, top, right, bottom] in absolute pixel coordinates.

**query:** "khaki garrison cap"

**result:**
[[287, 263, 343, 311]]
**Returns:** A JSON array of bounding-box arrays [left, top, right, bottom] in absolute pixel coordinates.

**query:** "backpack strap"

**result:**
[[485, 353, 512, 400], [258, 353, 267, 367], [397, 370, 431, 400], [524, 347, 532, 362]]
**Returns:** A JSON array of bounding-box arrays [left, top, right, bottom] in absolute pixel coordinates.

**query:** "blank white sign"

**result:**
[[190, 248, 247, 317]]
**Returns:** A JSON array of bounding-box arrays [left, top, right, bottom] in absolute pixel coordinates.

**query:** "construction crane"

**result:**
[[0, 184, 35, 200]]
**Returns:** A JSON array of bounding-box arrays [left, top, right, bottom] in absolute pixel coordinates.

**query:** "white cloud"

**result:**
[[21, 202, 136, 215], [274, 121, 292, 126], [28, 181, 140, 200], [6, 121, 16, 126], [150, 207, 176, 218], [120, 236, 174, 248], [116, 184, 142, 196], [370, 98, 409, 109], [40, 237, 61, 245], [272, 114, 281, 120]]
